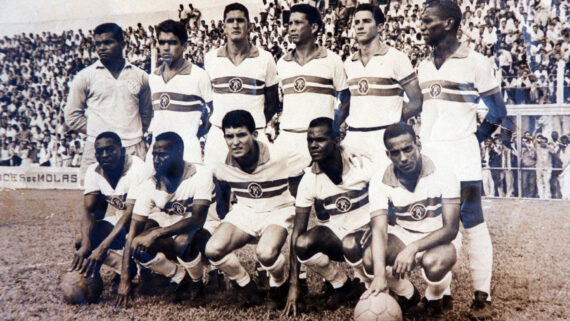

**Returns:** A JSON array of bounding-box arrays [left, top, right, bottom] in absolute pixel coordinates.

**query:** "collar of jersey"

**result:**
[[94, 154, 133, 181], [381, 155, 436, 188], [283, 44, 328, 63], [154, 161, 196, 191], [217, 43, 259, 58], [351, 41, 389, 61], [427, 42, 470, 62], [225, 141, 270, 169], [310, 146, 353, 175], [94, 59, 134, 70], [153, 60, 193, 76]]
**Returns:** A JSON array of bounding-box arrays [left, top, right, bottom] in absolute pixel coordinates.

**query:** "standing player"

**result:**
[[148, 19, 213, 164], [361, 122, 461, 318], [203, 3, 279, 165], [418, 2, 508, 318], [276, 4, 350, 193], [116, 132, 216, 307], [205, 110, 295, 309], [343, 4, 422, 169], [284, 117, 373, 316], [71, 132, 147, 284], [65, 23, 152, 176]]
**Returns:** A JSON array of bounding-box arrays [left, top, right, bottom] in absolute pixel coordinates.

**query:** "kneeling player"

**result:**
[[116, 132, 217, 307], [284, 117, 373, 316], [361, 123, 461, 318], [71, 132, 146, 284], [205, 110, 295, 308]]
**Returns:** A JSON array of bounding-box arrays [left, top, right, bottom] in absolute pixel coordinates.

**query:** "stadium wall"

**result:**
[[0, 166, 80, 190]]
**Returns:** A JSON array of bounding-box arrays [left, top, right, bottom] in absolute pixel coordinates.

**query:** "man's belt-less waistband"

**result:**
[[347, 125, 390, 132]]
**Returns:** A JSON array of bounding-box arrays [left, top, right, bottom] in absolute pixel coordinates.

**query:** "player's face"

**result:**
[[289, 12, 315, 45], [94, 137, 123, 171], [385, 133, 421, 175], [307, 125, 336, 162], [420, 7, 447, 46], [158, 32, 185, 66], [353, 10, 378, 44], [224, 10, 249, 42], [94, 32, 123, 63], [224, 126, 256, 159], [152, 140, 180, 174]]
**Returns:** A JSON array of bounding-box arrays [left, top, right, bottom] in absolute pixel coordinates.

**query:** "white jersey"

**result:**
[[210, 141, 296, 213], [344, 44, 416, 128], [133, 162, 216, 227], [84, 155, 148, 217], [296, 148, 372, 231], [277, 46, 348, 131], [369, 156, 460, 233], [418, 43, 501, 143], [204, 45, 278, 129]]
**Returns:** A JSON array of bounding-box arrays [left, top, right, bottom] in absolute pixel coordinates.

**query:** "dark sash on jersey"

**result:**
[[164, 197, 194, 216], [228, 178, 288, 199], [348, 77, 404, 97], [281, 75, 335, 96], [105, 194, 128, 210], [212, 76, 265, 95], [314, 187, 369, 221], [152, 92, 205, 112], [391, 196, 442, 222], [420, 80, 479, 104]]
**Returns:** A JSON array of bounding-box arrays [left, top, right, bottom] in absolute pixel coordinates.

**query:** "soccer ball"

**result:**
[[354, 292, 403, 321], [60, 270, 104, 304]]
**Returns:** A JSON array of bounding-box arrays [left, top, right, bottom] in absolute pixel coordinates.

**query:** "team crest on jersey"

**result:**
[[159, 94, 170, 109], [335, 196, 352, 213], [126, 79, 141, 95], [108, 196, 126, 210], [293, 77, 306, 92], [168, 201, 187, 215], [429, 83, 442, 98], [358, 79, 369, 94], [247, 183, 263, 198], [228, 78, 243, 93], [410, 203, 427, 220]]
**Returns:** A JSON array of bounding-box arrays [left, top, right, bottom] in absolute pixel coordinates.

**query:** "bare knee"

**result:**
[[362, 246, 373, 275], [204, 236, 228, 262], [294, 233, 313, 260], [342, 234, 361, 263], [421, 249, 456, 281], [255, 244, 279, 266]]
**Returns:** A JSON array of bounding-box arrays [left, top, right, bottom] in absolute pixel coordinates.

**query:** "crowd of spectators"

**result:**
[[0, 0, 569, 178]]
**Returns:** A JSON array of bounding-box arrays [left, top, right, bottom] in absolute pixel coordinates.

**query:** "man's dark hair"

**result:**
[[95, 131, 122, 147], [308, 117, 338, 139], [93, 23, 124, 43], [383, 122, 417, 146], [156, 19, 188, 45], [224, 2, 250, 22], [354, 3, 386, 25], [425, 0, 462, 31], [291, 4, 323, 32], [222, 110, 256, 134], [155, 131, 184, 154]]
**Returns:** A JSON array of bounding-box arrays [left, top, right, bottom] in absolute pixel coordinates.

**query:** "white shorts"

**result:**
[[342, 128, 391, 171], [203, 214, 221, 234], [103, 214, 120, 226], [274, 130, 311, 177], [223, 205, 294, 238], [422, 135, 482, 181], [318, 211, 370, 241], [204, 125, 269, 165], [388, 224, 462, 263]]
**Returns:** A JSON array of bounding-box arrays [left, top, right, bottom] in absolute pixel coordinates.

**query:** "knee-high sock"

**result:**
[[386, 266, 414, 299], [103, 249, 122, 274], [178, 253, 204, 282], [345, 257, 371, 285], [139, 252, 186, 284], [260, 254, 287, 287], [298, 252, 347, 289], [422, 269, 452, 301], [210, 253, 250, 287], [464, 223, 493, 299]]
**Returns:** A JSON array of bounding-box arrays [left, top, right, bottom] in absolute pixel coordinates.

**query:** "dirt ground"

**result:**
[[0, 189, 568, 321]]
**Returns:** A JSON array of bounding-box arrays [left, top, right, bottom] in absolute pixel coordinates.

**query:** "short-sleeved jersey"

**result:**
[[210, 141, 295, 213], [418, 43, 501, 142], [344, 44, 416, 128], [204, 45, 278, 129], [84, 155, 148, 215], [277, 46, 348, 131], [369, 156, 460, 233], [149, 61, 212, 139], [133, 162, 215, 225], [296, 149, 373, 224]]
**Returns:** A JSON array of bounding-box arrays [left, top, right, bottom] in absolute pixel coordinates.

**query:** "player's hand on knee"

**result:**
[[362, 276, 388, 300], [393, 244, 418, 279], [283, 283, 301, 317], [71, 245, 91, 271]]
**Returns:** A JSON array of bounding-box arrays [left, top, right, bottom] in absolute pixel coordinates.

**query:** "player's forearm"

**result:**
[[264, 85, 280, 124], [370, 216, 388, 278], [401, 80, 423, 121], [153, 213, 204, 239], [413, 224, 458, 253], [97, 204, 133, 252], [80, 210, 96, 249], [120, 218, 144, 283]]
